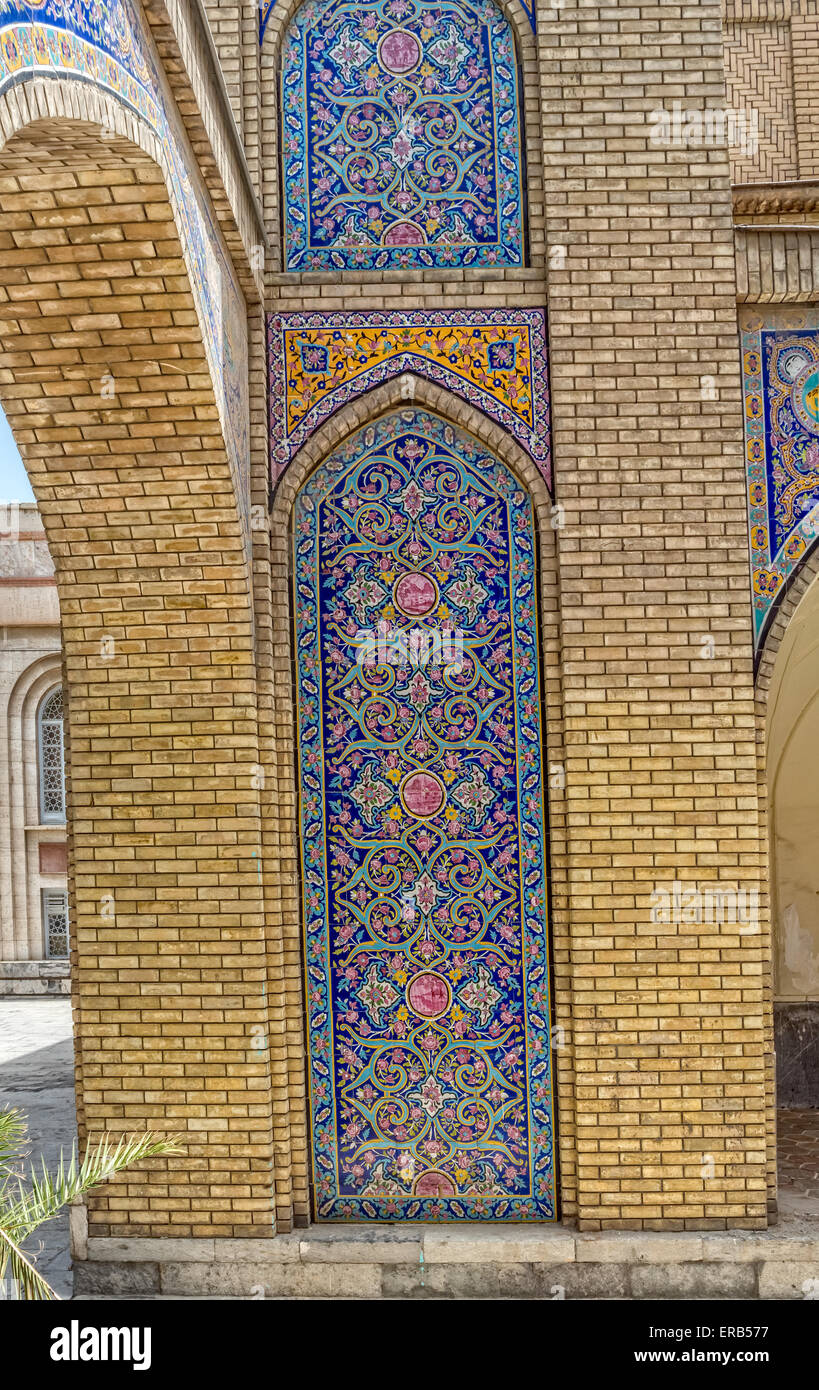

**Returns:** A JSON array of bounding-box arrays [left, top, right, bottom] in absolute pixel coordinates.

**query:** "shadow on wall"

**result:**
[[776, 1004, 819, 1106], [769, 574, 819, 1105]]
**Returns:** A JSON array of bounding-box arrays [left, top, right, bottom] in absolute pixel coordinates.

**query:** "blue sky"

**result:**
[[0, 405, 34, 502]]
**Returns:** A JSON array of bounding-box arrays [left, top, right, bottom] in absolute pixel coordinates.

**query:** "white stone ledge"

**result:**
[[84, 1218, 819, 1268], [0, 960, 69, 977], [574, 1233, 705, 1264], [422, 1228, 575, 1264]]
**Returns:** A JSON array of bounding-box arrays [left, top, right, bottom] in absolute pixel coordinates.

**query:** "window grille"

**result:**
[[38, 686, 65, 824], [43, 889, 68, 959]]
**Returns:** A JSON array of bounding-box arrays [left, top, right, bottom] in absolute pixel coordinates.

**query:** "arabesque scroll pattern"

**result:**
[[294, 410, 555, 1221]]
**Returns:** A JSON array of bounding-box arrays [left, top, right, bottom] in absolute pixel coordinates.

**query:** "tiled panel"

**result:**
[[294, 409, 555, 1221], [279, 0, 525, 271], [741, 309, 819, 652], [268, 308, 550, 484]]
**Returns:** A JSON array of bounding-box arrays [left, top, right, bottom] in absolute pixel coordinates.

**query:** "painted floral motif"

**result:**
[[459, 962, 501, 1026], [0, 0, 250, 541], [280, 0, 524, 271], [267, 309, 551, 485], [741, 311, 819, 653], [294, 409, 555, 1221], [359, 963, 400, 1023]]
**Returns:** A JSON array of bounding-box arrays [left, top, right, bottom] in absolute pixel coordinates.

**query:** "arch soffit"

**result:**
[[0, 81, 250, 566]]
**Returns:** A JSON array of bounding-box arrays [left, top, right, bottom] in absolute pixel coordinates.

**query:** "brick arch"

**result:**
[[262, 0, 536, 45], [0, 89, 275, 1240], [266, 384, 576, 1227], [260, 0, 544, 272], [753, 548, 819, 1205], [756, 546, 819, 704]]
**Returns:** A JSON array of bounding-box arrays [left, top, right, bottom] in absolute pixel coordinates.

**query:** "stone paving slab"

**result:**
[[778, 1109, 819, 1197], [0, 997, 75, 1299]]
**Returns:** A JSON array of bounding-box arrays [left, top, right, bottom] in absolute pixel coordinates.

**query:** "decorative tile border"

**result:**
[[260, 0, 537, 54], [741, 307, 819, 655], [267, 308, 551, 487], [0, 0, 249, 537]]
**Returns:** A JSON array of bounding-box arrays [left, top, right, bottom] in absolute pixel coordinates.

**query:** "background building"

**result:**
[[0, 503, 67, 995]]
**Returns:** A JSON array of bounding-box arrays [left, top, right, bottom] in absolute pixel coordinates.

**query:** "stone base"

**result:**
[[0, 960, 70, 995], [72, 1199, 819, 1300]]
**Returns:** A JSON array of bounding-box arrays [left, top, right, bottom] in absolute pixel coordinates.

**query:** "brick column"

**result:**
[[541, 0, 770, 1229], [792, 13, 819, 179], [0, 117, 275, 1239]]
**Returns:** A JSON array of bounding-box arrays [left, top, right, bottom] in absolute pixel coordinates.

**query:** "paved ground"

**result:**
[[0, 997, 75, 1299], [778, 1108, 819, 1199]]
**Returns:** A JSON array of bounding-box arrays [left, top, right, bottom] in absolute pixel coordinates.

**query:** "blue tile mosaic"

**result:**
[[742, 310, 819, 653], [294, 409, 556, 1220], [279, 0, 525, 271]]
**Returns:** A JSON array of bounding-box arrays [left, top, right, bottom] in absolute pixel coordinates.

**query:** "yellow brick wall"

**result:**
[[203, 2, 244, 135], [723, 0, 819, 184], [0, 0, 786, 1239], [249, 0, 775, 1231], [791, 13, 819, 177], [0, 91, 273, 1238], [538, 2, 768, 1230]]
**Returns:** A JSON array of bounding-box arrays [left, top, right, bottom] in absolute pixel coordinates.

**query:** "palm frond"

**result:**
[[0, 1107, 28, 1174], [2, 1132, 184, 1244], [0, 1224, 56, 1302]]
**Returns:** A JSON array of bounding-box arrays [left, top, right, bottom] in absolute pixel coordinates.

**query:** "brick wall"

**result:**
[[723, 0, 819, 184], [0, 89, 272, 1238], [244, 0, 775, 1231], [203, 2, 244, 136], [540, 1, 768, 1229]]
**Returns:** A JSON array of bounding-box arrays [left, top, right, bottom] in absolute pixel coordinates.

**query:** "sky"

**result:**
[[0, 404, 34, 502]]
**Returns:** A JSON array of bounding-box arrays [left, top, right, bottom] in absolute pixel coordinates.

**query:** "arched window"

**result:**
[[281, 0, 525, 272], [37, 686, 66, 825]]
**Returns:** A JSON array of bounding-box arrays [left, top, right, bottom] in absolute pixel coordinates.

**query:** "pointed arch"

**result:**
[[0, 85, 271, 1240], [755, 553, 819, 1191], [265, 391, 574, 1224], [276, 372, 551, 511], [291, 406, 556, 1218]]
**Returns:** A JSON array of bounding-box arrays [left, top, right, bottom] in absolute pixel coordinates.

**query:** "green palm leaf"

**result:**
[[0, 1225, 54, 1301], [0, 1111, 184, 1301], [0, 1108, 28, 1177]]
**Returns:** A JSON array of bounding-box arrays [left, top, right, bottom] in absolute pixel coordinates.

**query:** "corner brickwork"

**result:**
[[540, 1, 770, 1229]]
